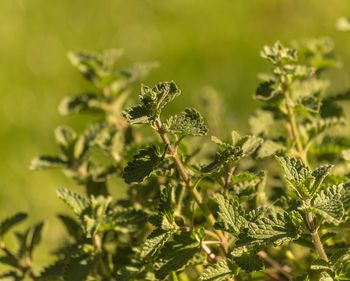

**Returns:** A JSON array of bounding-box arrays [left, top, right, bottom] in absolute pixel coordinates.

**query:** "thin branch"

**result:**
[[154, 119, 225, 242], [0, 242, 37, 279], [281, 78, 329, 262], [258, 251, 292, 279], [224, 166, 236, 191]]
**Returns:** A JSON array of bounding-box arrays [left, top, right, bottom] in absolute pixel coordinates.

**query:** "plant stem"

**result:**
[[282, 80, 329, 262], [258, 251, 292, 280], [305, 213, 329, 261], [155, 119, 225, 241], [0, 241, 36, 279], [224, 165, 236, 192]]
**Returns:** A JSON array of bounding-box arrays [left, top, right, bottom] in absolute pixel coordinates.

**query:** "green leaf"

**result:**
[[29, 155, 68, 170], [318, 271, 334, 281], [74, 122, 107, 159], [276, 156, 313, 198], [230, 171, 266, 199], [122, 104, 152, 124], [307, 185, 345, 225], [27, 221, 45, 256], [123, 81, 181, 124], [255, 80, 281, 101], [57, 214, 82, 241], [303, 117, 346, 141], [140, 228, 176, 259], [261, 41, 297, 64], [257, 140, 285, 158], [155, 231, 202, 279], [243, 211, 301, 246], [249, 110, 274, 136], [16, 221, 45, 259], [105, 207, 148, 233], [123, 145, 161, 184], [166, 108, 208, 137], [311, 259, 331, 271], [311, 165, 334, 194], [68, 49, 123, 87], [213, 194, 246, 235], [276, 156, 332, 198], [234, 252, 264, 271], [56, 189, 90, 217], [199, 260, 238, 281], [55, 126, 77, 152], [63, 255, 95, 281], [38, 259, 65, 280], [58, 93, 102, 116], [202, 134, 262, 173], [335, 262, 350, 280], [0, 212, 27, 237]]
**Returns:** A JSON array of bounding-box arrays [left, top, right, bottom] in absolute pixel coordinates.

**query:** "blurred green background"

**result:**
[[1, 0, 350, 267]]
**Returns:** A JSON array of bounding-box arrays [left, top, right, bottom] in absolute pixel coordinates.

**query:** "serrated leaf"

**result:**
[[15, 221, 45, 259], [57, 214, 82, 241], [311, 165, 334, 194], [319, 271, 334, 281], [202, 134, 262, 173], [63, 255, 94, 281], [55, 126, 77, 152], [56, 189, 90, 218], [104, 207, 147, 233], [309, 185, 345, 225], [255, 80, 281, 101], [166, 108, 208, 137], [155, 231, 202, 279], [38, 259, 65, 280], [243, 211, 301, 246], [122, 104, 152, 124], [331, 249, 350, 267], [249, 110, 274, 136], [74, 122, 106, 159], [0, 212, 27, 237], [123, 81, 181, 124], [230, 171, 266, 199], [257, 140, 285, 158], [276, 156, 313, 198], [58, 93, 102, 116], [303, 117, 346, 140], [29, 155, 68, 170], [199, 260, 238, 281], [68, 49, 123, 87], [311, 259, 331, 271], [27, 221, 45, 256], [234, 253, 264, 271], [261, 42, 297, 64], [123, 145, 161, 184], [213, 194, 246, 235], [140, 228, 176, 259], [276, 156, 332, 198]]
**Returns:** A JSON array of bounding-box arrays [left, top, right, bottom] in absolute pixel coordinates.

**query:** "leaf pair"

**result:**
[[276, 156, 333, 199], [123, 81, 181, 125], [202, 131, 263, 173], [57, 188, 147, 237]]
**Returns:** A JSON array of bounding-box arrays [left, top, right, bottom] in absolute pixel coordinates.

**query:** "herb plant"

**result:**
[[1, 36, 350, 281]]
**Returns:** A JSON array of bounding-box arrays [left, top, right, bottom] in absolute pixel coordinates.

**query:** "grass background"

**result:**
[[1, 0, 350, 268]]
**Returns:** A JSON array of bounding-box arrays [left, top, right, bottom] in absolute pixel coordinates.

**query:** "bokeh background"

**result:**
[[1, 0, 350, 267]]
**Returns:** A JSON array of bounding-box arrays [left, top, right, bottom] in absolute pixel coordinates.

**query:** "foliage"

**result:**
[[2, 32, 350, 281]]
